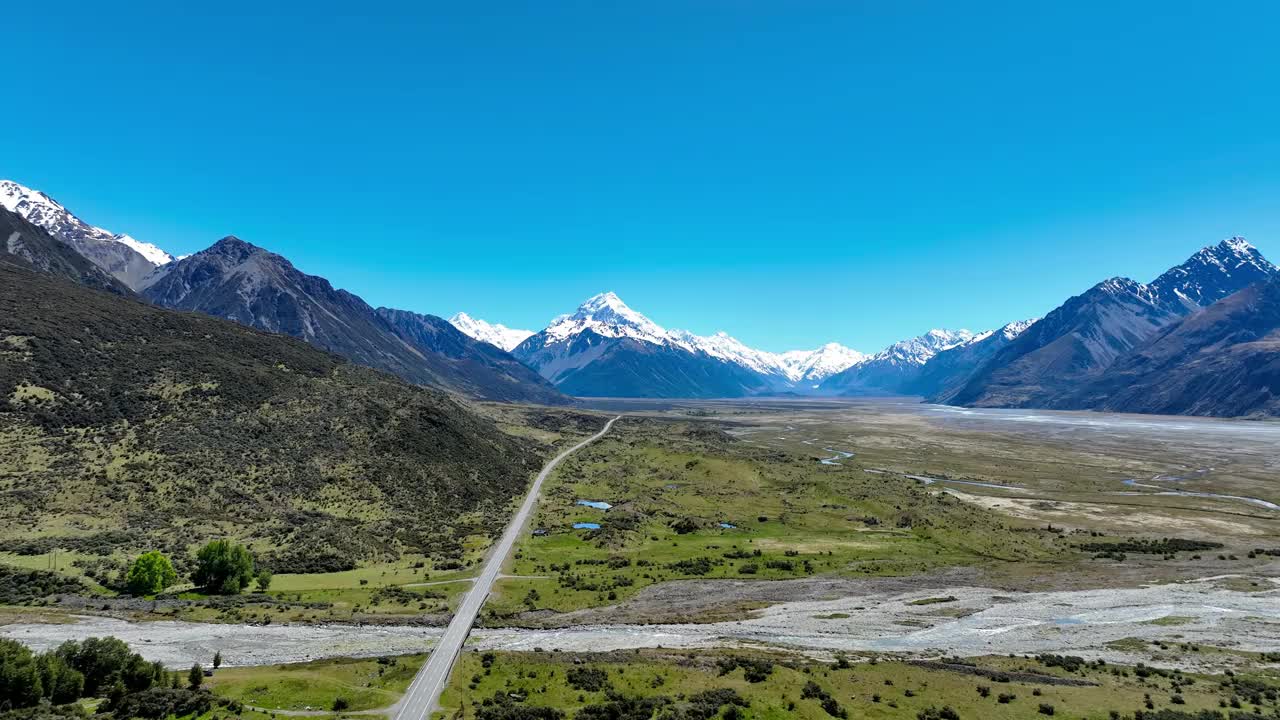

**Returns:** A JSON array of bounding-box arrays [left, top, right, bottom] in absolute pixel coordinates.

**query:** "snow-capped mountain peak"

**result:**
[[0, 180, 174, 267], [448, 312, 534, 352], [523, 292, 868, 386], [778, 343, 868, 383], [998, 318, 1038, 340], [1148, 236, 1278, 310], [545, 292, 672, 344], [873, 328, 976, 365]]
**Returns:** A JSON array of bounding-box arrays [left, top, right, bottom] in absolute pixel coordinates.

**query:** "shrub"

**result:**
[[108, 688, 215, 720], [566, 667, 611, 692]]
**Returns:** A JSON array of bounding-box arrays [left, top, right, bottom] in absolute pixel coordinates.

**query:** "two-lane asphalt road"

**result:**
[[393, 415, 621, 720]]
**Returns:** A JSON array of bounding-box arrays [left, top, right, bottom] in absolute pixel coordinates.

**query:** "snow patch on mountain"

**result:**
[[448, 312, 534, 352]]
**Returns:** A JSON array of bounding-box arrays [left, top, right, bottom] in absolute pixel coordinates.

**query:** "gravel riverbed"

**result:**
[[5, 576, 1276, 672]]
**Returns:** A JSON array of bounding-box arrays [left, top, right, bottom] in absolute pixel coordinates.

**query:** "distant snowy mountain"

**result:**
[[819, 328, 977, 395], [512, 293, 771, 397], [903, 319, 1038, 399], [778, 344, 868, 384], [449, 312, 534, 352], [0, 179, 173, 288], [508, 292, 869, 397]]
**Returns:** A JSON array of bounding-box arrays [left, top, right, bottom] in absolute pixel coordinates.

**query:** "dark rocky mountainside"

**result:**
[[0, 261, 538, 571], [0, 207, 132, 296], [940, 238, 1278, 408], [1069, 277, 1280, 417], [376, 307, 565, 405], [141, 237, 567, 404]]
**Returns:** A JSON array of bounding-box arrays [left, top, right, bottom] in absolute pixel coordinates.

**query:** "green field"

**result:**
[[486, 418, 1066, 618], [210, 654, 426, 712], [439, 648, 1280, 720]]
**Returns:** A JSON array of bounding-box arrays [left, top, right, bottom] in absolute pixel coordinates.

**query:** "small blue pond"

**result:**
[[719, 523, 737, 529], [573, 522, 601, 530], [576, 500, 612, 510]]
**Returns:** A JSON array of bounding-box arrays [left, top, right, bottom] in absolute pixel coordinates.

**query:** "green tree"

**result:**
[[36, 651, 85, 704], [193, 540, 255, 594], [188, 663, 203, 689], [255, 569, 273, 592], [0, 638, 42, 708], [127, 551, 178, 596], [213, 651, 222, 669], [55, 636, 154, 696]]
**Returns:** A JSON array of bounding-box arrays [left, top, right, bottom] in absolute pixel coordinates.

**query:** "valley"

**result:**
[[6, 9, 1280, 720], [5, 394, 1276, 719]]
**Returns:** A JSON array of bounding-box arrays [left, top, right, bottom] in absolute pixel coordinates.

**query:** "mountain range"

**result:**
[[4, 176, 1279, 417], [940, 237, 1278, 413], [0, 180, 566, 405]]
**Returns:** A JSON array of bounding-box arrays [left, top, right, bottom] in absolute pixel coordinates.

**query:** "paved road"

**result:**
[[392, 415, 620, 720]]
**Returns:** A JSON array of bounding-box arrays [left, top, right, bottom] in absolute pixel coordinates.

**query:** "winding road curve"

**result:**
[[392, 415, 621, 720]]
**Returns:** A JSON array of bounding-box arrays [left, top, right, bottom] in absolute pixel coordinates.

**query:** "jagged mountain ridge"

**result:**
[[1066, 275, 1280, 417], [901, 319, 1038, 399], [141, 237, 567, 404], [940, 238, 1278, 408], [1, 179, 172, 288], [819, 328, 979, 395]]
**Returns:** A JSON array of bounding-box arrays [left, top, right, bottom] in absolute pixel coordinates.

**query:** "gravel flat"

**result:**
[[6, 574, 1276, 673]]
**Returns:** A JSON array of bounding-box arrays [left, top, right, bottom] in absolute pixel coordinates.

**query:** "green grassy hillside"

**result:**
[[0, 262, 539, 585]]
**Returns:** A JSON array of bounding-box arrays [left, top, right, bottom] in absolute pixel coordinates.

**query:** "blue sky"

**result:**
[[5, 2, 1279, 352]]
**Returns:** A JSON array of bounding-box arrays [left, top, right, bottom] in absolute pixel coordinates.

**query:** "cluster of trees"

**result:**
[[0, 637, 232, 715], [0, 636, 159, 708], [122, 540, 271, 597]]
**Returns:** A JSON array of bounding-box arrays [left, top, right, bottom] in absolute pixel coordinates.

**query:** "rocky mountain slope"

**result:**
[[141, 237, 567, 404], [903, 319, 1037, 398], [940, 238, 1278, 408], [1, 206, 133, 296], [1, 179, 171, 288], [377, 308, 564, 405], [1067, 276, 1280, 417], [0, 260, 538, 572]]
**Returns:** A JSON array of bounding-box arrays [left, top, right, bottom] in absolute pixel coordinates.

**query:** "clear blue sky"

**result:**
[[5, 1, 1279, 352]]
